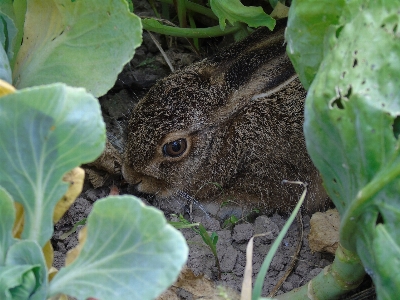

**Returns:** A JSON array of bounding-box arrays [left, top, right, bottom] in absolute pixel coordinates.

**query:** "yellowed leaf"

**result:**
[[65, 226, 87, 266], [48, 266, 58, 281], [53, 167, 85, 223], [43, 240, 54, 270], [270, 2, 289, 19], [50, 294, 69, 300], [0, 79, 16, 97], [12, 202, 24, 238]]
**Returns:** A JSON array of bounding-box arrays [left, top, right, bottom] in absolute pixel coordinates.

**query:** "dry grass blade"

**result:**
[[241, 233, 269, 300], [146, 30, 174, 72]]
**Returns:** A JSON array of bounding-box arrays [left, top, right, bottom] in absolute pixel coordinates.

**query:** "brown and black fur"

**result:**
[[122, 23, 328, 214]]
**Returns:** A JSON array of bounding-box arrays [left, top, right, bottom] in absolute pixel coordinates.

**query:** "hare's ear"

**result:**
[[208, 26, 298, 125]]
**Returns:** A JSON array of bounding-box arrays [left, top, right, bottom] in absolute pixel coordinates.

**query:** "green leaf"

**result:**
[[0, 83, 105, 246], [0, 0, 18, 64], [5, 240, 47, 300], [299, 0, 400, 297], [252, 184, 306, 300], [12, 0, 142, 97], [210, 0, 275, 31], [0, 265, 38, 300], [10, 0, 27, 69], [369, 224, 400, 297], [48, 196, 188, 300], [0, 43, 12, 83], [0, 187, 15, 265], [286, 0, 345, 89]]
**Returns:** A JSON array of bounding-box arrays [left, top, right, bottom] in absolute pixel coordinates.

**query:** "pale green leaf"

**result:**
[[5, 240, 47, 300], [286, 0, 345, 89], [12, 0, 142, 97], [0, 187, 15, 265], [0, 265, 38, 300], [49, 196, 188, 300], [298, 0, 400, 297], [0, 0, 18, 63], [210, 0, 275, 31], [0, 83, 105, 246], [10, 0, 27, 68], [0, 44, 12, 83]]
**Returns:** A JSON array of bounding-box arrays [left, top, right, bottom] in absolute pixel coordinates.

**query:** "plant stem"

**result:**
[[340, 161, 400, 251], [159, 0, 218, 20], [275, 244, 365, 300], [188, 12, 199, 50], [142, 18, 241, 38], [174, 0, 187, 28]]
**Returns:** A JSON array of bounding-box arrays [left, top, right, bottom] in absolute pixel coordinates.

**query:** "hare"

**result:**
[[122, 23, 328, 214]]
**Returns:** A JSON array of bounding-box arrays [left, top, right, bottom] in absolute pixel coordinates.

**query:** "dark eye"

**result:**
[[162, 138, 187, 157]]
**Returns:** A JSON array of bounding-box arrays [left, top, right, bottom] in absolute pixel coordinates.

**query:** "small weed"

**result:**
[[222, 215, 239, 228], [137, 57, 157, 68], [170, 214, 222, 279], [60, 218, 87, 240]]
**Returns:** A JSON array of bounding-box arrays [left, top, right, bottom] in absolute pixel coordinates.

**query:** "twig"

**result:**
[[146, 30, 175, 72]]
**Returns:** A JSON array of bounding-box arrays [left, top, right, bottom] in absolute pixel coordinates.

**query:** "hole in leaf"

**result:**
[[344, 86, 352, 98], [354, 50, 358, 55], [336, 26, 343, 38], [375, 212, 384, 226], [331, 97, 344, 109], [341, 71, 346, 79], [333, 178, 337, 183], [393, 23, 398, 33], [392, 115, 400, 139], [353, 58, 358, 68], [361, 79, 366, 85]]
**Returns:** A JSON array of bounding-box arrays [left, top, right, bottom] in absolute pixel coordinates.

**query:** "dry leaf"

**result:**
[[12, 202, 24, 238], [0, 79, 16, 97], [157, 266, 239, 300], [48, 266, 58, 281], [53, 167, 85, 223], [43, 240, 54, 270]]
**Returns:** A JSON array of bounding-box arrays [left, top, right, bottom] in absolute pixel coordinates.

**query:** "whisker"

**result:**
[[176, 190, 210, 219]]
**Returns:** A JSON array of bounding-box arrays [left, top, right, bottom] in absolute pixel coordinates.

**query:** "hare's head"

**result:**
[[122, 62, 236, 198]]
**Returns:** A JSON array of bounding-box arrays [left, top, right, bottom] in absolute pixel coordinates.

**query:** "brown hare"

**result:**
[[122, 22, 328, 214]]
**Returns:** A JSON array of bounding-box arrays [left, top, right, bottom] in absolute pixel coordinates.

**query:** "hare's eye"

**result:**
[[163, 138, 187, 157]]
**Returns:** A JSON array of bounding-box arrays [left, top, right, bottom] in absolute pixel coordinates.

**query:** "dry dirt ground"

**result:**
[[51, 1, 375, 299]]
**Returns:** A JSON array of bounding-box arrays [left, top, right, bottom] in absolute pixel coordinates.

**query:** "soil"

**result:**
[[50, 1, 375, 299]]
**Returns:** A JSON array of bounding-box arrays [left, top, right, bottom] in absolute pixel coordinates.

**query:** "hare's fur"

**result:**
[[123, 24, 328, 213]]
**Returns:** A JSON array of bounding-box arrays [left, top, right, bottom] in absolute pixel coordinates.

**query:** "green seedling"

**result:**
[[222, 215, 239, 228], [59, 219, 87, 240], [197, 224, 221, 279], [173, 214, 222, 279], [137, 57, 158, 68]]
